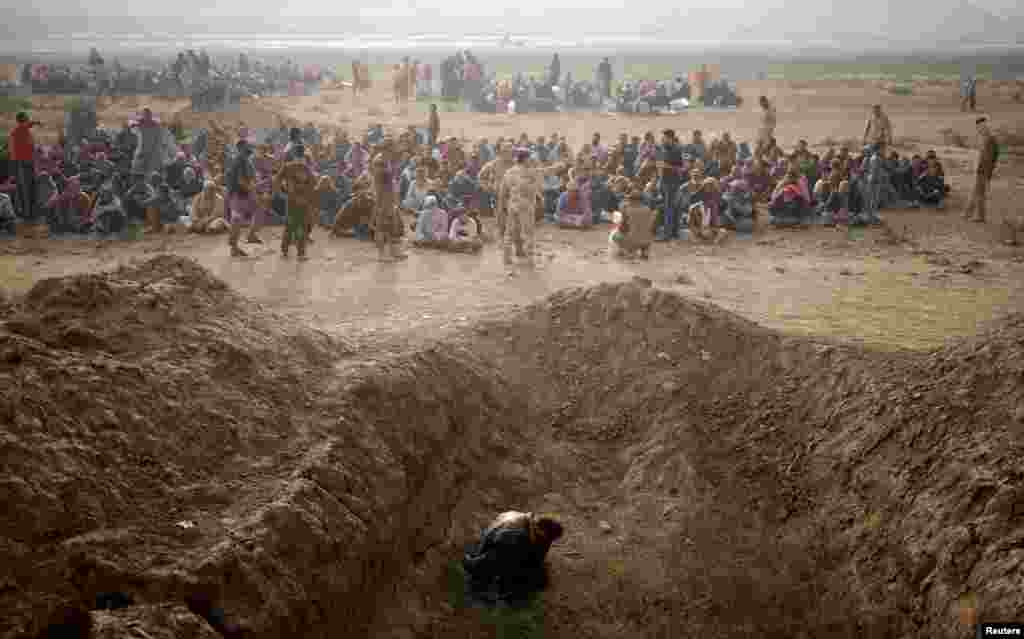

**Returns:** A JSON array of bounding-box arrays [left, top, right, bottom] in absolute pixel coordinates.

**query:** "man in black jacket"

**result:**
[[463, 511, 564, 606], [657, 129, 685, 240]]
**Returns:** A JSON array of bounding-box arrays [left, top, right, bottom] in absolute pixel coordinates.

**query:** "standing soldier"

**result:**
[[479, 142, 514, 230], [962, 117, 1000, 224], [498, 147, 542, 267], [755, 96, 776, 158], [862, 104, 893, 154], [409, 59, 419, 101], [371, 138, 408, 261], [351, 58, 362, 99], [427, 104, 440, 147], [273, 143, 318, 260]]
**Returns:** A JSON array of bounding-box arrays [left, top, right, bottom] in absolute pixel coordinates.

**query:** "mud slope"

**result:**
[[0, 256, 350, 637], [2, 265, 1022, 639]]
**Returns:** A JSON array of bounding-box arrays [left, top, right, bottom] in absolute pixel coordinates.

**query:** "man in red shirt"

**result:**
[[9, 112, 42, 222]]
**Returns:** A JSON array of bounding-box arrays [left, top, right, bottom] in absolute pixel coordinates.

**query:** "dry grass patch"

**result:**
[[787, 256, 1012, 351]]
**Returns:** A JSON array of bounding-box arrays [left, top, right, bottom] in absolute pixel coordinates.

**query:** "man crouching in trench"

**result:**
[[462, 511, 564, 606]]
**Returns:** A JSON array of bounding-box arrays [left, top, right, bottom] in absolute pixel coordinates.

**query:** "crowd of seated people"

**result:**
[[3, 109, 953, 251]]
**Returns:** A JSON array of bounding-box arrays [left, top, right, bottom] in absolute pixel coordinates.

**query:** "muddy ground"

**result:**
[[1, 78, 1023, 638]]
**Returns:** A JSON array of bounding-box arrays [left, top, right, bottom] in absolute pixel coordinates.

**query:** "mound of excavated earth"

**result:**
[[1, 259, 1022, 639]]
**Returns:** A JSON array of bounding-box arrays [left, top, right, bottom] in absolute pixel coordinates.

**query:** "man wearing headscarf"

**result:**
[[226, 139, 263, 256], [274, 142, 318, 259], [498, 147, 541, 267]]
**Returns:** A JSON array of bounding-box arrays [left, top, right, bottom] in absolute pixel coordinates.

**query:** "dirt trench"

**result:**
[[1, 258, 1022, 639]]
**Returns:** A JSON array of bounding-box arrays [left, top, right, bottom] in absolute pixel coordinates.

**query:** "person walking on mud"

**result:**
[[274, 143, 317, 260], [225, 139, 262, 257], [480, 143, 515, 238], [962, 117, 1000, 224]]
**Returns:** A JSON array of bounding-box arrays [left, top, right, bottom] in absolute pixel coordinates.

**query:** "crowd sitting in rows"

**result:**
[[1, 109, 951, 250]]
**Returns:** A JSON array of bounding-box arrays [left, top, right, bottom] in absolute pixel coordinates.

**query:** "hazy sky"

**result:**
[[18, 0, 1021, 18], [8, 0, 1024, 44]]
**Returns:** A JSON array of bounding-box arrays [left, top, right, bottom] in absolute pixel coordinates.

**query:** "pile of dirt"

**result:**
[[0, 255, 349, 638], [2, 266, 1022, 639]]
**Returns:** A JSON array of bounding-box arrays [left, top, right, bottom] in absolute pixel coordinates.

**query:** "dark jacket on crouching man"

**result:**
[[463, 511, 564, 606]]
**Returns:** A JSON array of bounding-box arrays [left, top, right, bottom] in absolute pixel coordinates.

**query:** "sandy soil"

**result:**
[[2, 77, 1023, 639]]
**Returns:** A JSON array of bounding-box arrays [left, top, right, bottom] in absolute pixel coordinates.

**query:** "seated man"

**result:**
[[743, 159, 773, 202], [542, 166, 562, 223], [0, 192, 15, 235], [402, 165, 431, 213], [332, 180, 376, 239], [463, 511, 564, 606], [556, 181, 587, 227], [687, 201, 727, 243], [122, 173, 155, 227], [93, 183, 127, 235], [180, 166, 204, 200], [450, 207, 484, 241], [720, 178, 754, 233], [47, 176, 94, 235], [187, 180, 228, 233], [144, 172, 187, 233], [610, 189, 656, 259], [916, 161, 946, 208], [819, 179, 850, 226], [414, 194, 446, 241], [768, 169, 813, 227], [924, 149, 948, 190]]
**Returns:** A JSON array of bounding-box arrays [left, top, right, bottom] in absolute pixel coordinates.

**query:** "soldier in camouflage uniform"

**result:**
[[498, 147, 542, 267], [371, 138, 408, 261], [478, 142, 514, 233], [963, 117, 1000, 224]]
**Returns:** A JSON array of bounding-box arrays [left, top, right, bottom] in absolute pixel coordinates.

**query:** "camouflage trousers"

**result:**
[[502, 205, 535, 263]]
